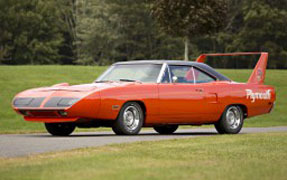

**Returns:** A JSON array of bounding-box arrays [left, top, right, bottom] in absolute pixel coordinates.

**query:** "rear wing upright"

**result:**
[[195, 52, 269, 85]]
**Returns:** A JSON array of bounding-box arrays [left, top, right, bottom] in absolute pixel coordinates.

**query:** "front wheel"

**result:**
[[112, 102, 144, 135], [45, 123, 75, 136], [214, 106, 244, 134], [153, 125, 178, 134]]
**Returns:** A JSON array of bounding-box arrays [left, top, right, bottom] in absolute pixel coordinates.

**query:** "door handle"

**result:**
[[195, 88, 204, 92]]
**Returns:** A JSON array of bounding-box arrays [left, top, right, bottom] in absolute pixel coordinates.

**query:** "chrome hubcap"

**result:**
[[226, 107, 241, 129], [123, 105, 140, 132]]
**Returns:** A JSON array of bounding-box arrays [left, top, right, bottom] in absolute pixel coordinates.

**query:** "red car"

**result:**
[[12, 52, 276, 136]]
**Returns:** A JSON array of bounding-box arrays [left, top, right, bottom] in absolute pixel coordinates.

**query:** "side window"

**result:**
[[161, 67, 170, 83], [193, 68, 216, 84], [169, 65, 194, 84]]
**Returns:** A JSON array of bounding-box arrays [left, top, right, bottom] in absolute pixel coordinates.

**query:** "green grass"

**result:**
[[0, 132, 286, 180], [0, 66, 286, 133]]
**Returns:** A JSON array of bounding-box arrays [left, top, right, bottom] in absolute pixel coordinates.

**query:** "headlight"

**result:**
[[13, 98, 33, 106], [13, 97, 44, 107], [57, 98, 79, 107], [44, 97, 80, 107]]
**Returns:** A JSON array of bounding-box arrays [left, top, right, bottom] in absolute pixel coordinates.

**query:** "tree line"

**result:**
[[0, 0, 286, 68]]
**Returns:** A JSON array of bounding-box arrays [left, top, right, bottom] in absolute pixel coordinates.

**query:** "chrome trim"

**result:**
[[95, 65, 115, 82], [191, 67, 196, 84], [226, 106, 242, 129], [167, 64, 172, 83], [157, 63, 167, 83], [123, 105, 140, 132]]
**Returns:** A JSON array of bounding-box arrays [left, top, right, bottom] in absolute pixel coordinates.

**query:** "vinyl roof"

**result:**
[[114, 60, 201, 66]]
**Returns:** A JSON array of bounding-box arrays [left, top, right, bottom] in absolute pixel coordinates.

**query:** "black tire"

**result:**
[[112, 102, 144, 135], [45, 123, 75, 136], [153, 125, 178, 134], [214, 106, 244, 134]]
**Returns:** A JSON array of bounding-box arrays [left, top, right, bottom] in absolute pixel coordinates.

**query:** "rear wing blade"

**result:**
[[195, 52, 268, 85]]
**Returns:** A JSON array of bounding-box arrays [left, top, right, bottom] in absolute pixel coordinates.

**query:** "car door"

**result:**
[[158, 65, 219, 124], [191, 67, 221, 122]]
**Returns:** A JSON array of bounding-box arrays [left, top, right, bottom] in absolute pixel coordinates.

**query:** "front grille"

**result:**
[[28, 111, 59, 117]]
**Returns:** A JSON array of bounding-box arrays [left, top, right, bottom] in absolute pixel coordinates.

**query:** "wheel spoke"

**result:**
[[123, 105, 140, 132], [226, 107, 242, 129]]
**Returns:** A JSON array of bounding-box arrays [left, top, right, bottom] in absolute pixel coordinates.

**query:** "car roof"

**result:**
[[113, 60, 230, 81], [114, 60, 199, 66]]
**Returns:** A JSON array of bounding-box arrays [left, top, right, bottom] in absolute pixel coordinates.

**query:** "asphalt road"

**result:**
[[1, 126, 287, 158]]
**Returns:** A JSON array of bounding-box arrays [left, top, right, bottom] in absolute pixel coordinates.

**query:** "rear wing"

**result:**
[[195, 52, 268, 85]]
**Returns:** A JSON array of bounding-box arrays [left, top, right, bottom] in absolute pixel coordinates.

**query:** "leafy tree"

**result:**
[[0, 0, 68, 64], [74, 0, 184, 65], [1, 0, 287, 68], [227, 0, 287, 68], [54, 0, 77, 64], [105, 0, 182, 62], [151, 0, 228, 61], [71, 0, 119, 65]]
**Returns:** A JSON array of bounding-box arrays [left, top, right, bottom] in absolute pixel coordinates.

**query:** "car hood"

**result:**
[[13, 82, 139, 109], [37, 83, 107, 92], [16, 82, 138, 97], [40, 82, 137, 91]]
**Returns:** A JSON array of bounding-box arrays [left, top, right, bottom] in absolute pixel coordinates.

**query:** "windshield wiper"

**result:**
[[94, 80, 115, 83], [95, 79, 142, 83], [119, 79, 142, 83]]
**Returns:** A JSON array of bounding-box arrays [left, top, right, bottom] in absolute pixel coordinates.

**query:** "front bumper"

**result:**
[[15, 109, 79, 123], [24, 116, 79, 123]]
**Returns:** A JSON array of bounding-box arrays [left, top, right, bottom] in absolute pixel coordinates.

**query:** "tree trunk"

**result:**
[[184, 37, 189, 61]]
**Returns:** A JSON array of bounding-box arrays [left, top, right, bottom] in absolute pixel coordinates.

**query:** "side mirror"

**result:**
[[172, 76, 178, 83]]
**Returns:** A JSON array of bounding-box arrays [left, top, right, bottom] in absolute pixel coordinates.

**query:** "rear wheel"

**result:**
[[153, 125, 178, 134], [112, 102, 144, 135], [45, 123, 75, 136], [214, 106, 244, 134]]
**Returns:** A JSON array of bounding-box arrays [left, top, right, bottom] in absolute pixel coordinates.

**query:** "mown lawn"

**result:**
[[0, 132, 286, 180], [0, 66, 286, 133]]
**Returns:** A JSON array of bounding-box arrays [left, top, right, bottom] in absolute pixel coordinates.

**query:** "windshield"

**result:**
[[96, 64, 162, 83]]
